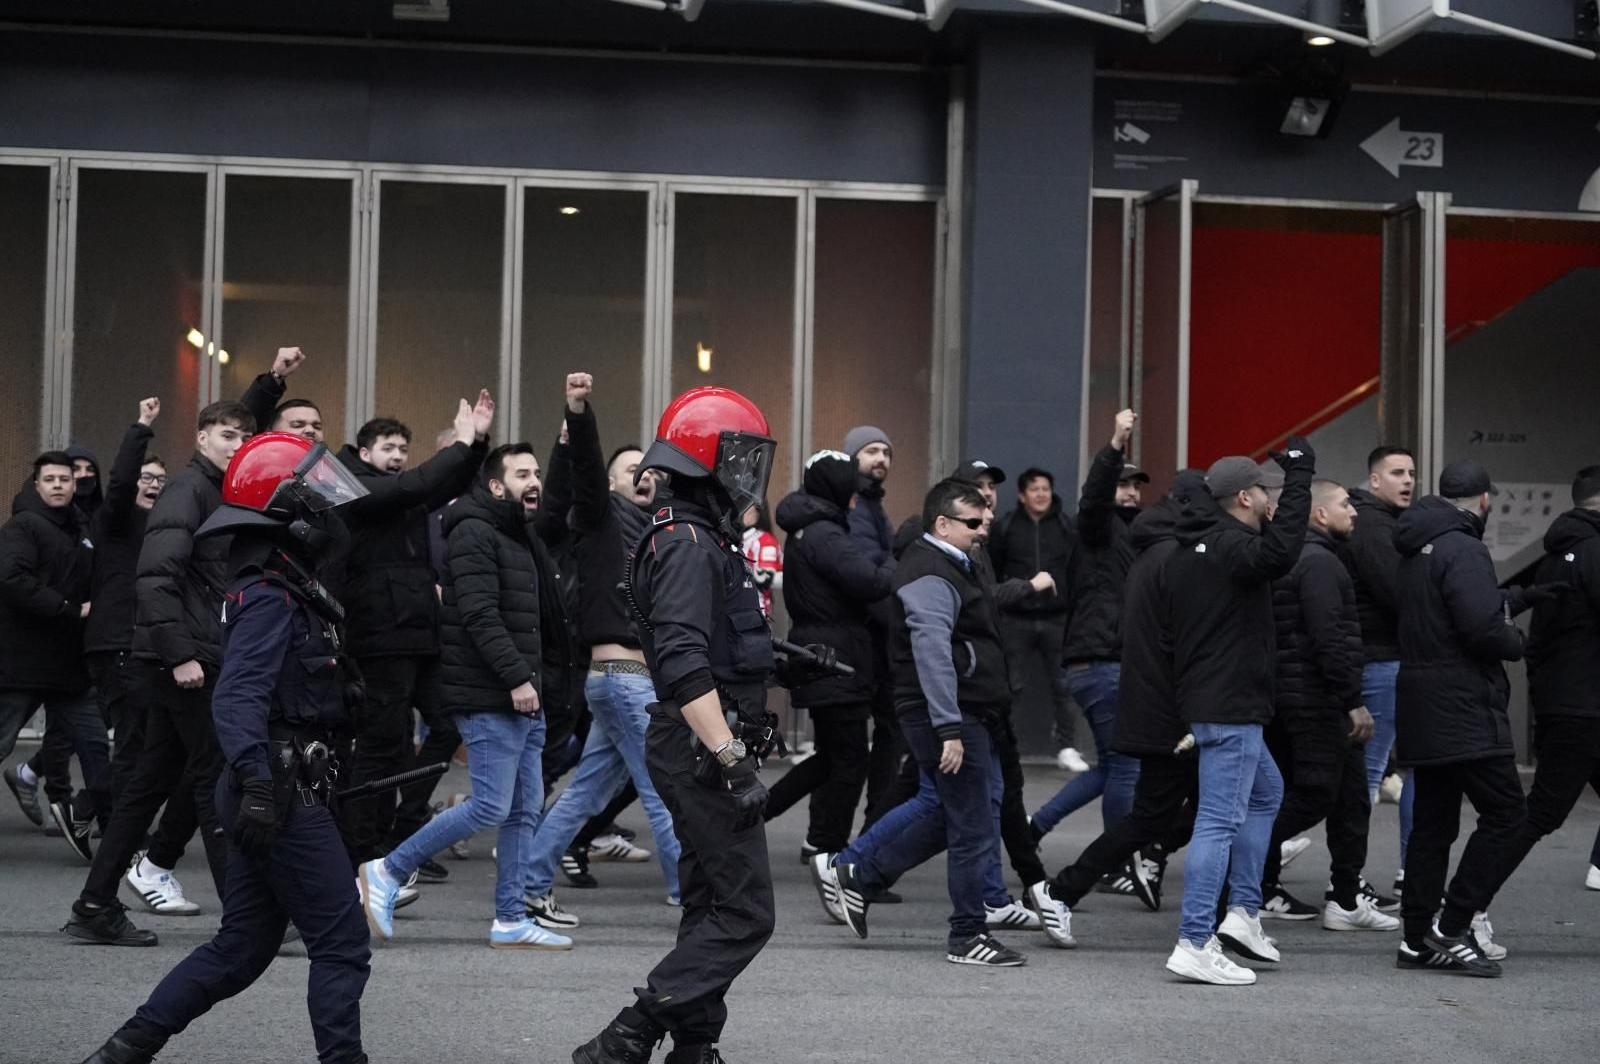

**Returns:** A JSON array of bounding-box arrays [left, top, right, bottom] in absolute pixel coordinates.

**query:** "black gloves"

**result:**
[[752, 569, 775, 591], [234, 778, 280, 858], [1509, 581, 1569, 615], [720, 756, 769, 831], [1269, 434, 1317, 476]]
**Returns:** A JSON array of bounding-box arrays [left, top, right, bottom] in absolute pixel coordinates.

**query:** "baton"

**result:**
[[773, 638, 856, 677], [335, 762, 449, 803]]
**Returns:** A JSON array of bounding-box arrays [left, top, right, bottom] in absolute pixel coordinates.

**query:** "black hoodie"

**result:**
[[0, 487, 93, 691], [85, 422, 156, 655], [1394, 496, 1524, 767], [775, 452, 894, 710], [989, 495, 1076, 619], [66, 443, 103, 519], [1525, 507, 1600, 721], [1063, 443, 1137, 661], [1339, 487, 1404, 662]]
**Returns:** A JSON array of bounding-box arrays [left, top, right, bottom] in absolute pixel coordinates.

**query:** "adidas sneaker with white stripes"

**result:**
[[946, 932, 1026, 967], [1423, 923, 1502, 978], [985, 898, 1041, 930]]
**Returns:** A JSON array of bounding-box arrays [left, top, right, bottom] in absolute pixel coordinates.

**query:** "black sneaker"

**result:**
[[51, 800, 96, 863], [1424, 924, 1503, 978], [4, 765, 44, 826], [63, 900, 159, 946], [946, 932, 1027, 967], [416, 857, 450, 883], [1259, 883, 1318, 921], [561, 844, 599, 889], [1129, 852, 1162, 912], [1096, 869, 1137, 896], [572, 1009, 663, 1064], [835, 862, 871, 939], [1396, 940, 1458, 971], [664, 1044, 726, 1064]]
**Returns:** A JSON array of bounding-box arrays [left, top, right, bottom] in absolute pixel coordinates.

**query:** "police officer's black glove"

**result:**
[[720, 756, 768, 831], [801, 643, 839, 673], [1509, 581, 1570, 614], [234, 778, 280, 858], [1268, 435, 1317, 476]]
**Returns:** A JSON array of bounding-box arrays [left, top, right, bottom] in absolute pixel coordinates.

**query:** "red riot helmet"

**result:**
[[639, 386, 775, 521], [196, 432, 368, 542]]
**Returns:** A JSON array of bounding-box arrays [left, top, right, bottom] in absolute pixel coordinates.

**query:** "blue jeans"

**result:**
[[1032, 663, 1140, 834], [386, 710, 545, 922], [1362, 659, 1414, 866], [839, 711, 1003, 944], [525, 670, 680, 897], [1179, 722, 1284, 946]]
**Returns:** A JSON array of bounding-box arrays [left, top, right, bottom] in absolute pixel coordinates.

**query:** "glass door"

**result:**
[[1131, 179, 1196, 498]]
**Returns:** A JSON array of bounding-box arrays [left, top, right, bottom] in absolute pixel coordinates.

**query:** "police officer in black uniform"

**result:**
[[574, 386, 781, 1064], [77, 431, 373, 1064]]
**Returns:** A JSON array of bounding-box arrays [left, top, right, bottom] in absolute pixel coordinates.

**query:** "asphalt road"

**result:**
[[4, 749, 1597, 1064]]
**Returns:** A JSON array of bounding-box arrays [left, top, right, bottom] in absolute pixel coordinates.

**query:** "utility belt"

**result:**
[[655, 688, 786, 763], [268, 725, 341, 808]]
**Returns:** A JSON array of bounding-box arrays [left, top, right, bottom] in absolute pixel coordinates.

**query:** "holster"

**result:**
[[268, 730, 340, 809]]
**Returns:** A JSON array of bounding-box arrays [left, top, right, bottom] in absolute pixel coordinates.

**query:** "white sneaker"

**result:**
[[1217, 907, 1280, 963], [588, 833, 651, 862], [1056, 747, 1090, 773], [525, 891, 581, 929], [1471, 912, 1507, 960], [1166, 936, 1256, 986], [125, 852, 201, 915], [1279, 836, 1312, 868], [1024, 881, 1076, 949], [1322, 896, 1399, 932], [809, 853, 846, 925], [985, 898, 1041, 930], [1586, 864, 1600, 891], [1379, 772, 1404, 804]]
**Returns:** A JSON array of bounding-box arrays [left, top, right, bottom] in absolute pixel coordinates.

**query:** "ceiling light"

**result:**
[[217, 350, 230, 365], [207, 341, 216, 356], [1307, 32, 1336, 46], [696, 342, 713, 374], [186, 328, 204, 348], [559, 206, 580, 216]]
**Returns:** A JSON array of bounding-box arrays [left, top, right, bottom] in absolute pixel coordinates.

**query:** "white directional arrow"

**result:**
[[1360, 117, 1445, 178]]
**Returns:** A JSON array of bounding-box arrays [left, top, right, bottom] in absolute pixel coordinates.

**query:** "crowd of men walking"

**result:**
[[2, 346, 1599, 1061]]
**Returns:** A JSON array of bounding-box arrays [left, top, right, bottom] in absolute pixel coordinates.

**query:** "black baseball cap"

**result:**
[[1119, 463, 1150, 485], [1439, 459, 1496, 499], [951, 459, 1007, 487]]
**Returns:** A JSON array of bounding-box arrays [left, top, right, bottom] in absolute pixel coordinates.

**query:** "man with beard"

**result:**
[[1255, 481, 1394, 933]]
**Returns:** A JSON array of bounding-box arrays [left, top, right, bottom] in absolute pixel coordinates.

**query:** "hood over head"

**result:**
[[1543, 506, 1600, 555], [1394, 494, 1485, 556]]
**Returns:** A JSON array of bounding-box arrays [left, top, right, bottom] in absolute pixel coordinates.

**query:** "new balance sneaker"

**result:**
[[125, 852, 200, 915], [947, 932, 1026, 967], [1587, 864, 1600, 891], [985, 898, 1041, 930], [1218, 907, 1280, 963], [394, 884, 420, 911], [3, 764, 43, 826], [357, 859, 400, 940], [561, 845, 599, 889], [1423, 923, 1502, 978], [50, 800, 95, 862], [1259, 884, 1318, 921], [1471, 912, 1507, 961], [526, 891, 581, 930], [834, 862, 871, 939], [1121, 854, 1160, 912], [1056, 747, 1090, 773], [1166, 936, 1256, 986], [416, 857, 450, 884], [490, 917, 573, 951], [1024, 880, 1076, 949], [809, 853, 846, 925], [1396, 940, 1457, 971], [589, 833, 651, 862], [1360, 878, 1400, 914], [1279, 836, 1311, 869], [62, 899, 159, 947], [1379, 772, 1404, 804], [1096, 869, 1136, 896], [1322, 896, 1399, 932]]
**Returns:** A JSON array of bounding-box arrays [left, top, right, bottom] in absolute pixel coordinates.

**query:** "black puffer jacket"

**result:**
[[567, 403, 650, 649], [438, 486, 542, 714], [1527, 508, 1600, 720], [132, 453, 228, 670], [333, 439, 485, 659], [85, 421, 155, 655], [0, 489, 94, 691], [1112, 475, 1205, 756], [775, 452, 894, 710], [1339, 488, 1404, 662], [989, 498, 1076, 618], [1166, 462, 1313, 727], [1272, 527, 1363, 711], [1394, 496, 1524, 767], [1064, 444, 1138, 662]]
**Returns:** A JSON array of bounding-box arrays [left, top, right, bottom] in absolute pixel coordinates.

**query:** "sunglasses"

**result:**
[[942, 515, 984, 530]]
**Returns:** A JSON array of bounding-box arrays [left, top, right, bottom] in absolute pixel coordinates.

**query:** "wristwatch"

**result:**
[[712, 738, 747, 767]]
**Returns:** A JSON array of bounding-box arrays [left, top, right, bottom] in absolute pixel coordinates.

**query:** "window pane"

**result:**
[[375, 181, 504, 449], [0, 165, 49, 478], [521, 188, 648, 458], [72, 168, 207, 471], [218, 175, 354, 445], [810, 199, 936, 525], [1086, 197, 1128, 478], [671, 193, 797, 498]]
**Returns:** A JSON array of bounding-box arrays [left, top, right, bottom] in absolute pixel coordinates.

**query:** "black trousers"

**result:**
[[342, 654, 441, 863], [764, 705, 871, 853], [999, 613, 1076, 748], [1401, 756, 1526, 943], [1261, 706, 1370, 899], [992, 717, 1048, 888], [636, 713, 774, 1045], [121, 781, 370, 1064], [860, 673, 904, 830], [1051, 753, 1197, 906], [81, 665, 227, 907], [1489, 715, 1600, 897], [86, 651, 197, 869]]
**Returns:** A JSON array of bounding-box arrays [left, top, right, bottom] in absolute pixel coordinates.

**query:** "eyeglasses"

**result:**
[[942, 515, 984, 530], [137, 473, 167, 486]]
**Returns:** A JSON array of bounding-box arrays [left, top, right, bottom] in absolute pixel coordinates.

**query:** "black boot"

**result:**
[[572, 1008, 663, 1064], [79, 1027, 164, 1064], [62, 900, 159, 947], [664, 1044, 726, 1063]]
